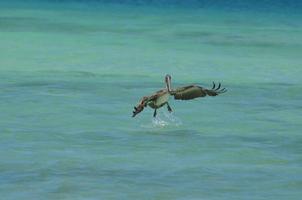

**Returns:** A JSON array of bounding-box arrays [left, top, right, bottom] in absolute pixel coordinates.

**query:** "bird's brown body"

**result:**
[[147, 90, 170, 109], [132, 75, 226, 118]]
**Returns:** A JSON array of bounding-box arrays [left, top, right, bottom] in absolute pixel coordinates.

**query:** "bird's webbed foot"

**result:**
[[167, 103, 173, 113], [153, 109, 157, 118]]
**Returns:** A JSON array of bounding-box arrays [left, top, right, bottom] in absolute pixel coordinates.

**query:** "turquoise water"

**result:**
[[1, 1, 302, 199]]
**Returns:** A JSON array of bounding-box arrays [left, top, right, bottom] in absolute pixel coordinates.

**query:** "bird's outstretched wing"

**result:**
[[171, 82, 227, 100]]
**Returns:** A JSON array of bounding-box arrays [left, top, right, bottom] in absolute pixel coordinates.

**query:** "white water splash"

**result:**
[[162, 111, 182, 126], [151, 117, 169, 127], [140, 111, 182, 128]]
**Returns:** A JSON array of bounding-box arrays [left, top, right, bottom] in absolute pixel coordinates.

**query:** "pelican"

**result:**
[[132, 74, 227, 118]]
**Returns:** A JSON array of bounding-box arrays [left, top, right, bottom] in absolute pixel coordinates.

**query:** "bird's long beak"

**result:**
[[132, 104, 144, 117]]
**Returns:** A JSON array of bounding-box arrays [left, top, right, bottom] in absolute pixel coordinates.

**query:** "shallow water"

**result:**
[[0, 1, 302, 199]]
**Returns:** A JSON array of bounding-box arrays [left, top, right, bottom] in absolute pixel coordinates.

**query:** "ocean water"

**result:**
[[1, 1, 302, 199]]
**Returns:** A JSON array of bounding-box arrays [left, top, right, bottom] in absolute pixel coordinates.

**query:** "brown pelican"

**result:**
[[132, 74, 227, 118]]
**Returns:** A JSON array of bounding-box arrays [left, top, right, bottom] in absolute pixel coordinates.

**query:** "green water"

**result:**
[[1, 1, 302, 199]]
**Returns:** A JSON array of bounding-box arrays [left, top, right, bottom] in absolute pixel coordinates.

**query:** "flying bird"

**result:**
[[132, 74, 227, 117]]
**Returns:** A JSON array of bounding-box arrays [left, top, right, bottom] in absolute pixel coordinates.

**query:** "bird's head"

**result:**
[[132, 96, 148, 117]]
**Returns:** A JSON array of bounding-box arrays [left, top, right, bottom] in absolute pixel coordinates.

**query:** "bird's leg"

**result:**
[[153, 109, 157, 118], [166, 102, 173, 112]]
